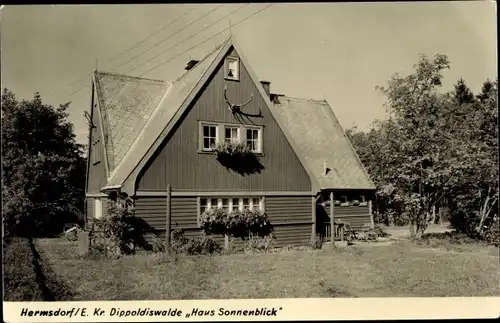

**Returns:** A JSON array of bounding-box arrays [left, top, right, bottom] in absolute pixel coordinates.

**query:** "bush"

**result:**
[[90, 201, 137, 256], [483, 215, 499, 246], [170, 228, 222, 255], [244, 235, 276, 253], [373, 225, 390, 238], [3, 237, 44, 301], [310, 234, 325, 249], [214, 141, 252, 158], [200, 208, 273, 239]]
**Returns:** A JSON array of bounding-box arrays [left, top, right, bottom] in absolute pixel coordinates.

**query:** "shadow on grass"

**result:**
[[318, 280, 355, 298], [28, 238, 75, 301]]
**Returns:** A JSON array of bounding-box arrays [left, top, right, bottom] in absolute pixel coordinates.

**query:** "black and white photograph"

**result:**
[[1, 2, 498, 319]]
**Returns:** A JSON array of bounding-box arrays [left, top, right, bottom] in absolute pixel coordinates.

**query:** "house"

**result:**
[[84, 36, 376, 247]]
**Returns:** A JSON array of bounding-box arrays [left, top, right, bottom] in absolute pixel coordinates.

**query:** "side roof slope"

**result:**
[[93, 72, 167, 172], [271, 96, 376, 190]]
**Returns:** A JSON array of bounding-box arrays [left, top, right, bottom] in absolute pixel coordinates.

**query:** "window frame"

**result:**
[[197, 196, 265, 227], [224, 56, 240, 81], [198, 121, 263, 155], [340, 196, 349, 207], [200, 123, 219, 152], [94, 197, 103, 219], [245, 126, 263, 153], [224, 125, 241, 143]]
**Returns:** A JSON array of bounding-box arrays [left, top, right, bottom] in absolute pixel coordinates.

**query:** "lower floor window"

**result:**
[[199, 196, 264, 225], [94, 198, 103, 219]]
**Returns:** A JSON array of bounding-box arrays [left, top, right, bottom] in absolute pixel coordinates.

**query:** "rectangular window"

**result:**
[[359, 195, 368, 206], [202, 124, 218, 151], [225, 57, 239, 80], [246, 128, 261, 153], [198, 196, 264, 226], [94, 198, 102, 219], [224, 126, 240, 143], [221, 198, 230, 211], [199, 122, 263, 154], [340, 196, 349, 207]]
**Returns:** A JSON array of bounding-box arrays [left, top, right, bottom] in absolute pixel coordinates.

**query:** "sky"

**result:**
[[1, 2, 497, 145]]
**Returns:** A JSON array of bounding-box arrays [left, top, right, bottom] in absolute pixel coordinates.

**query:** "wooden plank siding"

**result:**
[[86, 95, 108, 193], [133, 195, 313, 248], [86, 197, 94, 222], [136, 47, 311, 192], [323, 204, 372, 230]]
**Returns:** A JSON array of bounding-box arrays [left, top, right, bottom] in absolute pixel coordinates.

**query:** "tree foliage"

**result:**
[[347, 55, 498, 240], [2, 89, 86, 237]]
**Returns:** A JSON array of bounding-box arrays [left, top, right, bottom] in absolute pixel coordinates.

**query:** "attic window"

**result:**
[[92, 139, 101, 165], [225, 57, 239, 81]]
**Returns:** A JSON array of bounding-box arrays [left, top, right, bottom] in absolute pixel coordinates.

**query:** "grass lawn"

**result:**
[[33, 237, 499, 300]]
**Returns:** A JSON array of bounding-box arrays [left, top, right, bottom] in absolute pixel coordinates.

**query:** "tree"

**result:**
[[1, 89, 86, 237], [348, 66, 498, 240], [447, 79, 498, 236], [452, 78, 475, 105]]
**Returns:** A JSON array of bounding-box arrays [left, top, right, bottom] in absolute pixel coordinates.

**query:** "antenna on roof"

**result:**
[[95, 58, 98, 72], [229, 18, 232, 36]]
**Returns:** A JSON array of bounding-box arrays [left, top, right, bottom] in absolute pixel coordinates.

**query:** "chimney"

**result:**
[[185, 59, 199, 71], [260, 81, 270, 97]]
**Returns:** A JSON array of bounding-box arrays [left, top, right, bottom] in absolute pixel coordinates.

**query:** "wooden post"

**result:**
[[224, 234, 229, 250], [311, 195, 317, 242], [369, 200, 374, 228], [165, 185, 172, 255], [330, 192, 335, 246]]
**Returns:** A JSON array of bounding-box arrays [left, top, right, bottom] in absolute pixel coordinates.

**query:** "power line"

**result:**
[[106, 6, 198, 66], [139, 4, 272, 78], [110, 5, 223, 73], [66, 4, 272, 102], [56, 6, 198, 99], [63, 5, 223, 100], [126, 4, 249, 75]]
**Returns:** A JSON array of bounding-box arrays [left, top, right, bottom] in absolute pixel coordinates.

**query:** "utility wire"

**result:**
[[64, 6, 198, 91], [66, 4, 272, 102], [126, 4, 249, 75], [110, 5, 223, 73], [138, 4, 272, 77], [64, 5, 222, 99], [55, 6, 198, 99]]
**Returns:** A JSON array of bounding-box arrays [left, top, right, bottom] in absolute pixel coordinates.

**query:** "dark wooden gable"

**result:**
[[85, 84, 108, 193], [136, 46, 312, 192]]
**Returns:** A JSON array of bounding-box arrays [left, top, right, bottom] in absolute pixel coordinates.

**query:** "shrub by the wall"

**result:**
[[200, 208, 274, 240], [90, 201, 137, 256], [170, 228, 222, 255]]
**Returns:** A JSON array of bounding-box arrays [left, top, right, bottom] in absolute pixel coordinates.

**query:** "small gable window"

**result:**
[[202, 124, 218, 151], [246, 128, 261, 153], [92, 139, 101, 165], [225, 57, 239, 81]]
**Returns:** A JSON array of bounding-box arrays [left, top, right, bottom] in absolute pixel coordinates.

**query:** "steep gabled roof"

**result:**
[[95, 35, 375, 195], [93, 71, 167, 172], [101, 39, 228, 193], [271, 96, 376, 190]]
